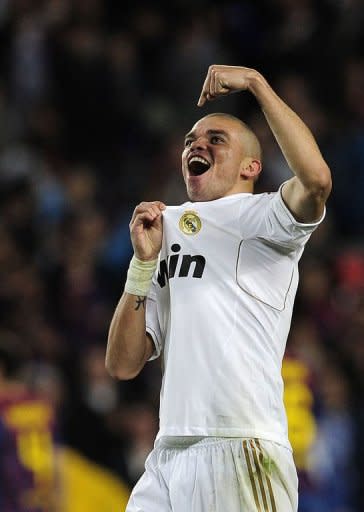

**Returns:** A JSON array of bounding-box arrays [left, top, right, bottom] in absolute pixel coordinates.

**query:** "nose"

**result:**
[[190, 137, 207, 150]]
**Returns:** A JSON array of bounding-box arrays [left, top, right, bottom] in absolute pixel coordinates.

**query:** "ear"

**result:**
[[240, 157, 262, 180]]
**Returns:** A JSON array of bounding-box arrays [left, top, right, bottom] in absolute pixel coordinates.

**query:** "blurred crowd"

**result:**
[[0, 0, 364, 510]]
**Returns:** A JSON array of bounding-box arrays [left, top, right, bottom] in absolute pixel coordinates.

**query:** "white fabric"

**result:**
[[146, 188, 324, 449], [126, 437, 298, 512]]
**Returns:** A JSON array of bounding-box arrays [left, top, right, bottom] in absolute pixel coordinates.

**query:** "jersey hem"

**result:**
[[146, 327, 161, 360], [278, 181, 326, 227]]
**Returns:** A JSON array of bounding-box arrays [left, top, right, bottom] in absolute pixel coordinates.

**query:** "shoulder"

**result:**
[[237, 192, 277, 217], [165, 193, 275, 210], [162, 193, 277, 224]]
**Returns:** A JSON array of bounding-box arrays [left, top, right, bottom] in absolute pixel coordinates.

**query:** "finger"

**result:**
[[197, 93, 206, 107], [130, 203, 145, 224], [136, 201, 166, 213], [131, 201, 164, 223], [197, 67, 212, 106], [206, 94, 218, 102], [197, 82, 208, 106], [209, 69, 216, 98], [147, 205, 160, 221], [150, 203, 163, 218], [198, 76, 210, 106], [152, 213, 163, 230], [131, 211, 156, 229], [133, 201, 149, 214], [218, 73, 230, 95], [145, 202, 165, 221], [213, 69, 219, 96], [154, 201, 166, 211], [131, 204, 154, 225]]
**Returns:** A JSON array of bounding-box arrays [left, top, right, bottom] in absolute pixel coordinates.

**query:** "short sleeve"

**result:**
[[264, 183, 326, 251], [145, 278, 163, 361]]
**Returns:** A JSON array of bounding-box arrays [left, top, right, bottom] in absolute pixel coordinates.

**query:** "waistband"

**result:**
[[156, 436, 292, 453]]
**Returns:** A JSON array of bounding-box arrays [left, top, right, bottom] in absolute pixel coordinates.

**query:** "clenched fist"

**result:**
[[130, 201, 166, 261], [197, 65, 260, 106]]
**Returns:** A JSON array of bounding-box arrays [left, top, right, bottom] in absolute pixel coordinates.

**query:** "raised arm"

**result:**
[[105, 201, 165, 380], [198, 65, 332, 222]]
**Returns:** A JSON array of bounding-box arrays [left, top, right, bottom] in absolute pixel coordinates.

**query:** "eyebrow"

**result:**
[[184, 129, 230, 140]]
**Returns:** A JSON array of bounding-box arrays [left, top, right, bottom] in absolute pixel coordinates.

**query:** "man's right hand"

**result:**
[[130, 201, 166, 261]]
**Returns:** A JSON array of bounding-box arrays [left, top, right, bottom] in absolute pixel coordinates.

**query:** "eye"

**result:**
[[211, 135, 223, 144], [184, 139, 193, 147]]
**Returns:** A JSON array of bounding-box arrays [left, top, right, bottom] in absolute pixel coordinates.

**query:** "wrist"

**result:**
[[124, 255, 158, 297], [247, 70, 269, 97], [134, 253, 158, 262]]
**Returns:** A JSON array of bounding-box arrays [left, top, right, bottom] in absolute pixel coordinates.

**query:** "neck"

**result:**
[[240, 182, 255, 194], [228, 181, 254, 196]]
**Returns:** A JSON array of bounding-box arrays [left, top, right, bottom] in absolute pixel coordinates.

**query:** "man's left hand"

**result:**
[[197, 65, 258, 106]]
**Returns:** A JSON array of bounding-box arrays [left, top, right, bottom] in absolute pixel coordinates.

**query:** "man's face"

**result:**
[[182, 116, 248, 202]]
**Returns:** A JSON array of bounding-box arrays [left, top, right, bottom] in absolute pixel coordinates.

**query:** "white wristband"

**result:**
[[124, 256, 158, 296]]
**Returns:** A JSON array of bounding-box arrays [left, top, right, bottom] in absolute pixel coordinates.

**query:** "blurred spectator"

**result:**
[[0, 332, 59, 512], [303, 359, 357, 512], [63, 343, 128, 479], [122, 403, 158, 486]]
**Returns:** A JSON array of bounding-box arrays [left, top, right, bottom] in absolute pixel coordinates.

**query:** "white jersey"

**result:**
[[146, 186, 324, 450]]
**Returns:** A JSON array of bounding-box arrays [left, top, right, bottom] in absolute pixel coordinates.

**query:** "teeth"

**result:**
[[189, 156, 210, 166]]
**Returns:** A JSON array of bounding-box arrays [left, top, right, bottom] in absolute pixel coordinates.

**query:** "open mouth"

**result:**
[[188, 156, 211, 176]]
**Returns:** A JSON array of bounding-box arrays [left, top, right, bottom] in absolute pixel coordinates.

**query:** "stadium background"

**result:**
[[0, 0, 363, 510]]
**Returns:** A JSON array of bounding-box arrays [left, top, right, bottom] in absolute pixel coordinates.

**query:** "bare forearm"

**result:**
[[197, 64, 331, 221], [106, 293, 151, 380], [106, 201, 164, 380], [248, 72, 331, 191]]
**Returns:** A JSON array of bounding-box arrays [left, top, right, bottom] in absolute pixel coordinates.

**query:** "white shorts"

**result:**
[[125, 437, 298, 512]]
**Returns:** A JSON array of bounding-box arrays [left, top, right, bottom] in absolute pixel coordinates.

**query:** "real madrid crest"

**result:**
[[179, 211, 202, 235]]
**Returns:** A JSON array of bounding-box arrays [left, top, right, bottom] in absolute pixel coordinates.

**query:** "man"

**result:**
[[105, 65, 332, 511], [0, 334, 58, 511]]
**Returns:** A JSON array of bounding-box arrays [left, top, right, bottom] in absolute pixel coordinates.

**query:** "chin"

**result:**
[[187, 191, 208, 202]]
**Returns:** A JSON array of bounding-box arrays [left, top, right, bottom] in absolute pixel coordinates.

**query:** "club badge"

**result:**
[[179, 211, 202, 235]]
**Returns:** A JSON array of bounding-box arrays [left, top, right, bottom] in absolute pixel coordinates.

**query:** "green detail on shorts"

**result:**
[[262, 456, 276, 475]]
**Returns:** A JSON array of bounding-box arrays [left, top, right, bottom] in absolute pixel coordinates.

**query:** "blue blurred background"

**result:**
[[0, 0, 364, 510]]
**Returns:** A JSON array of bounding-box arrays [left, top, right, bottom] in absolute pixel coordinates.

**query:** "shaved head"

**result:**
[[201, 113, 262, 162], [182, 112, 263, 200]]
